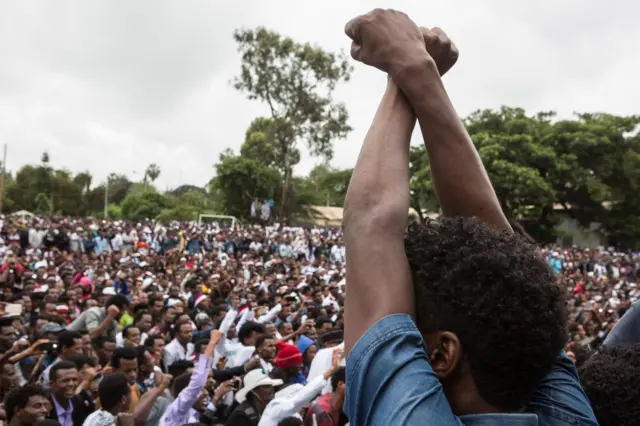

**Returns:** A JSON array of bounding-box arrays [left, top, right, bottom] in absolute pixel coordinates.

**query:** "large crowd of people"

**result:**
[[0, 216, 637, 426], [2, 7, 640, 426], [0, 215, 349, 426]]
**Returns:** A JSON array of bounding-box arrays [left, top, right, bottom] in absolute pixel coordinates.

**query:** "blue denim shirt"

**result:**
[[345, 314, 599, 425]]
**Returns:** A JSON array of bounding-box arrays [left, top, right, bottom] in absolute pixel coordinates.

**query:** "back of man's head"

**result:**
[[580, 343, 640, 426], [238, 321, 265, 345], [172, 371, 191, 397], [405, 217, 567, 411], [331, 367, 346, 392], [168, 359, 194, 377], [106, 294, 129, 310], [98, 373, 131, 411]]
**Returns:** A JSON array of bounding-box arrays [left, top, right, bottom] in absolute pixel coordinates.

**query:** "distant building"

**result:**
[[307, 205, 607, 249]]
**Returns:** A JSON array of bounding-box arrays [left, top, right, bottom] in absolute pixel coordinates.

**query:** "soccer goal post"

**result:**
[[198, 214, 237, 229]]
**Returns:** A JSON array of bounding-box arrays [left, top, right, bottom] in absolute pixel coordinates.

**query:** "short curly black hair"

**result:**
[[579, 343, 640, 426], [405, 217, 567, 411]]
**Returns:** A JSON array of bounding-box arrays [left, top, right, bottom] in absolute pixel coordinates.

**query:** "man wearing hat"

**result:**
[[226, 369, 283, 426], [38, 323, 64, 340], [259, 348, 343, 426], [271, 342, 305, 387]]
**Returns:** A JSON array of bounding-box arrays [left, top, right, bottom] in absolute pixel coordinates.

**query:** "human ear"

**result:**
[[424, 331, 461, 379]]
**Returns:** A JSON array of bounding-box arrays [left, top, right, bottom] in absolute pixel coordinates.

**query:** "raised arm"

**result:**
[[394, 28, 510, 230], [88, 305, 120, 339], [342, 77, 416, 355], [170, 330, 222, 416]]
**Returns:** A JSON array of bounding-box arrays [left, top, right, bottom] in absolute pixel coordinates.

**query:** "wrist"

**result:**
[[390, 55, 439, 97]]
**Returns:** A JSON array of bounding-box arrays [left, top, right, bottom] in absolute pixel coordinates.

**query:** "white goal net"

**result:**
[[198, 214, 237, 230]]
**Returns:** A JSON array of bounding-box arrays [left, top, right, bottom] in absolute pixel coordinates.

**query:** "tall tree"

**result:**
[[240, 117, 283, 168], [144, 163, 161, 185], [233, 27, 352, 217], [121, 191, 172, 221], [211, 153, 281, 219], [307, 164, 352, 207], [73, 172, 92, 194]]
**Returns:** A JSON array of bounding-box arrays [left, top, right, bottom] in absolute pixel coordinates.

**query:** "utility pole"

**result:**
[[0, 144, 6, 213], [104, 178, 109, 218]]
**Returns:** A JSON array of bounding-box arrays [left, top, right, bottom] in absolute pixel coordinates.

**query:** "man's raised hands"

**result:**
[[345, 9, 459, 77], [345, 9, 426, 75], [345, 9, 459, 75]]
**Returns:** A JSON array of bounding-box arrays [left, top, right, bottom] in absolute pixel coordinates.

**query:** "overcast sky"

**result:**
[[0, 0, 638, 190]]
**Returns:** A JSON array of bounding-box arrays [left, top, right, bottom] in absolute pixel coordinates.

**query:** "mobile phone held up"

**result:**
[[39, 341, 59, 354]]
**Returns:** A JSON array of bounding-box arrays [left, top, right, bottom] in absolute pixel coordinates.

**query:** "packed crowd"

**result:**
[[0, 216, 349, 426], [543, 247, 640, 363], [1, 215, 638, 426]]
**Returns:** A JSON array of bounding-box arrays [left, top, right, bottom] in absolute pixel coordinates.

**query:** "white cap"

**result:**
[[142, 277, 154, 289], [236, 369, 283, 403]]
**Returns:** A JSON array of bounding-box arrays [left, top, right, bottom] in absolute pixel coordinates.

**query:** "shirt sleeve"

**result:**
[[170, 354, 213, 418], [257, 304, 282, 324], [85, 310, 101, 330], [345, 314, 462, 426], [526, 353, 599, 425], [272, 375, 328, 421], [604, 300, 640, 347], [163, 344, 176, 371]]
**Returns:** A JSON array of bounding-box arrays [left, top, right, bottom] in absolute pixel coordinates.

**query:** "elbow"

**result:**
[[343, 197, 409, 240]]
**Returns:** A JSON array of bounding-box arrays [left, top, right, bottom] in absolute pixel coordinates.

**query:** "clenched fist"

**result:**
[[345, 9, 460, 77], [421, 27, 459, 76], [345, 9, 426, 75], [107, 304, 120, 318]]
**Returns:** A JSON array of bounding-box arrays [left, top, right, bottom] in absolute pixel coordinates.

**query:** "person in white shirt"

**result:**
[[330, 243, 344, 263], [116, 310, 152, 347], [227, 321, 265, 368], [308, 341, 345, 395], [258, 348, 342, 426], [163, 318, 194, 370], [69, 228, 84, 253], [111, 230, 124, 252], [250, 240, 263, 252], [261, 201, 271, 222]]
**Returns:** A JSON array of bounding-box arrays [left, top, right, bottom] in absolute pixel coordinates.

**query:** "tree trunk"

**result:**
[[280, 166, 291, 220]]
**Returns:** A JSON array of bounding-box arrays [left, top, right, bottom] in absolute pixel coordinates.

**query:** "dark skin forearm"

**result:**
[[343, 78, 416, 355], [392, 56, 511, 231]]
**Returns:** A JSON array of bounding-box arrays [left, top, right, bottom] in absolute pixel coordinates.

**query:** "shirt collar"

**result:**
[[51, 395, 73, 416]]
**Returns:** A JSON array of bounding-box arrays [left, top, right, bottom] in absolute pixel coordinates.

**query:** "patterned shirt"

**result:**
[[304, 393, 340, 426]]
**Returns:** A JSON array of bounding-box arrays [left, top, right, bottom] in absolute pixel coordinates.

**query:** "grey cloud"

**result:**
[[0, 0, 639, 189]]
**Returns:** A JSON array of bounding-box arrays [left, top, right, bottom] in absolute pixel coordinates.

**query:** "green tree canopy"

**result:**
[[121, 191, 173, 221], [233, 26, 352, 217], [211, 154, 281, 219], [410, 107, 640, 245]]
